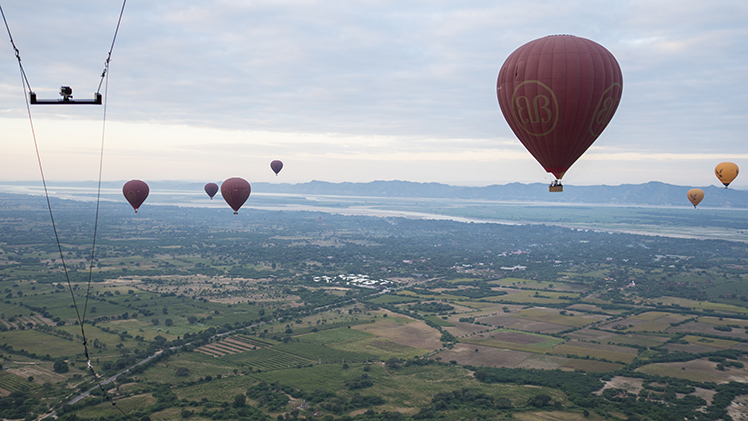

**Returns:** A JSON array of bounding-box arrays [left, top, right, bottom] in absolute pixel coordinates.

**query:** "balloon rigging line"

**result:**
[[2, 3, 129, 416], [14, 63, 127, 417], [97, 0, 127, 94], [0, 3, 32, 92]]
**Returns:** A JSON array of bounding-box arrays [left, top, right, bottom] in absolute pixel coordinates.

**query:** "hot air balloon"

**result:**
[[687, 188, 704, 208], [123, 180, 149, 213], [221, 177, 251, 214], [715, 162, 739, 188], [497, 35, 623, 192], [270, 160, 284, 175], [204, 182, 219, 199]]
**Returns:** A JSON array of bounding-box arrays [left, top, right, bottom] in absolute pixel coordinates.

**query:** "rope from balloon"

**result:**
[[2, 2, 129, 415]]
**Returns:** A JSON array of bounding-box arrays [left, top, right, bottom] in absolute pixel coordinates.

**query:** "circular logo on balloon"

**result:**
[[589, 83, 622, 138], [510, 80, 559, 136]]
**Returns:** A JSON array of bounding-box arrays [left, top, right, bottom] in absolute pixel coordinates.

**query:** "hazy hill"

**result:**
[[251, 180, 748, 208]]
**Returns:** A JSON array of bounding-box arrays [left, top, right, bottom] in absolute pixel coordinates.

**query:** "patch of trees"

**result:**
[[319, 393, 385, 414], [0, 391, 42, 420], [409, 302, 454, 313], [412, 388, 513, 419], [0, 343, 52, 361], [344, 373, 374, 390], [53, 358, 69, 373], [246, 381, 291, 411], [471, 366, 603, 403]]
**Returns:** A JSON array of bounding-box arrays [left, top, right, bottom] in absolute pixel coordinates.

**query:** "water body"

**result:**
[[1, 183, 746, 242]]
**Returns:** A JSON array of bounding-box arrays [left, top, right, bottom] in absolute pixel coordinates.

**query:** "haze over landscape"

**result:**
[[1, 2, 748, 421]]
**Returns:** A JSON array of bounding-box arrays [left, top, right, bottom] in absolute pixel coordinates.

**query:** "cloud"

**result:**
[[0, 1, 747, 187]]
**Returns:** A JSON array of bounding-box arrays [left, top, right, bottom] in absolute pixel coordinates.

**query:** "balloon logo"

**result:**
[[687, 188, 704, 208], [123, 180, 149, 213], [497, 35, 623, 189], [270, 160, 284, 176], [715, 162, 739, 188], [221, 177, 251, 214], [204, 182, 219, 199]]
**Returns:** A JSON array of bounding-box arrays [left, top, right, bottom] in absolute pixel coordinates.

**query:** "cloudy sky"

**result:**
[[0, 0, 746, 188]]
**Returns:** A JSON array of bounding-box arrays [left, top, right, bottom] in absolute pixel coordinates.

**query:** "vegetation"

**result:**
[[0, 192, 747, 420]]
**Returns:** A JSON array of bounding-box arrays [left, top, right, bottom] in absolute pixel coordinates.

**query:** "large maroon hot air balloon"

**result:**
[[497, 35, 623, 192], [204, 182, 219, 199], [122, 180, 149, 213], [270, 160, 284, 176], [221, 177, 251, 214]]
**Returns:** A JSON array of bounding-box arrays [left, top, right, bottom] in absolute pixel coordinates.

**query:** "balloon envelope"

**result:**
[[221, 177, 251, 214], [497, 35, 623, 180], [270, 160, 284, 175], [715, 162, 739, 188], [204, 182, 219, 199], [687, 188, 704, 208], [123, 180, 149, 212]]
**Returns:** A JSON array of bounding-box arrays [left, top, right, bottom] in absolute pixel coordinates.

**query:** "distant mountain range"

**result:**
[[6, 180, 747, 208], [247, 180, 748, 207]]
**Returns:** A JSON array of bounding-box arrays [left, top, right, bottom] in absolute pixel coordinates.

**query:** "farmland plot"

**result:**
[[666, 321, 748, 340], [567, 328, 669, 348], [549, 339, 639, 363], [636, 358, 748, 383], [434, 343, 541, 368], [474, 313, 572, 334], [442, 320, 491, 338], [514, 308, 605, 328], [461, 329, 563, 354], [351, 316, 442, 353]]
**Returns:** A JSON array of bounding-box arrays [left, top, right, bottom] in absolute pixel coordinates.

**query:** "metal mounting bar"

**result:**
[[29, 88, 102, 105]]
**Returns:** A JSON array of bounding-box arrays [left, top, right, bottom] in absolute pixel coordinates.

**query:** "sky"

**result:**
[[0, 0, 747, 188]]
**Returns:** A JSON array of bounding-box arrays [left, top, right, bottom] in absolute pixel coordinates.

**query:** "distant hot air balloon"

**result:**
[[497, 35, 623, 192], [221, 177, 251, 214], [715, 162, 739, 188], [204, 182, 219, 199], [687, 188, 704, 208], [123, 180, 149, 213], [270, 160, 284, 176]]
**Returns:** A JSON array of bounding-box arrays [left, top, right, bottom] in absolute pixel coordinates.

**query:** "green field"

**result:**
[[549, 344, 637, 363], [137, 352, 238, 384], [367, 294, 419, 305], [332, 337, 426, 359], [683, 335, 739, 349], [635, 364, 728, 383], [75, 394, 157, 419], [697, 317, 748, 328], [558, 359, 623, 372], [515, 309, 594, 328], [223, 347, 314, 371], [631, 311, 674, 321], [484, 290, 579, 305], [461, 329, 563, 354], [424, 315, 454, 327], [275, 341, 380, 363], [297, 327, 374, 345], [0, 329, 84, 358], [0, 370, 38, 392]]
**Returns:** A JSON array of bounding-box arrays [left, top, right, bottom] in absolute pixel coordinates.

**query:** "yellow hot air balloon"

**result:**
[[687, 188, 704, 208], [715, 162, 739, 188]]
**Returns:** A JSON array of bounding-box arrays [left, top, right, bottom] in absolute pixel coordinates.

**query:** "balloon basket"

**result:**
[[549, 185, 563, 192]]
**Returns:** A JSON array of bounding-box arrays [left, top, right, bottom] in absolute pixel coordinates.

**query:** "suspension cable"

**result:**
[[97, 0, 127, 94], [3, 2, 129, 416], [0, 3, 32, 92]]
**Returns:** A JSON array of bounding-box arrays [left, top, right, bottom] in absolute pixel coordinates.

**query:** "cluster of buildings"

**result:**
[[313, 274, 393, 289]]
